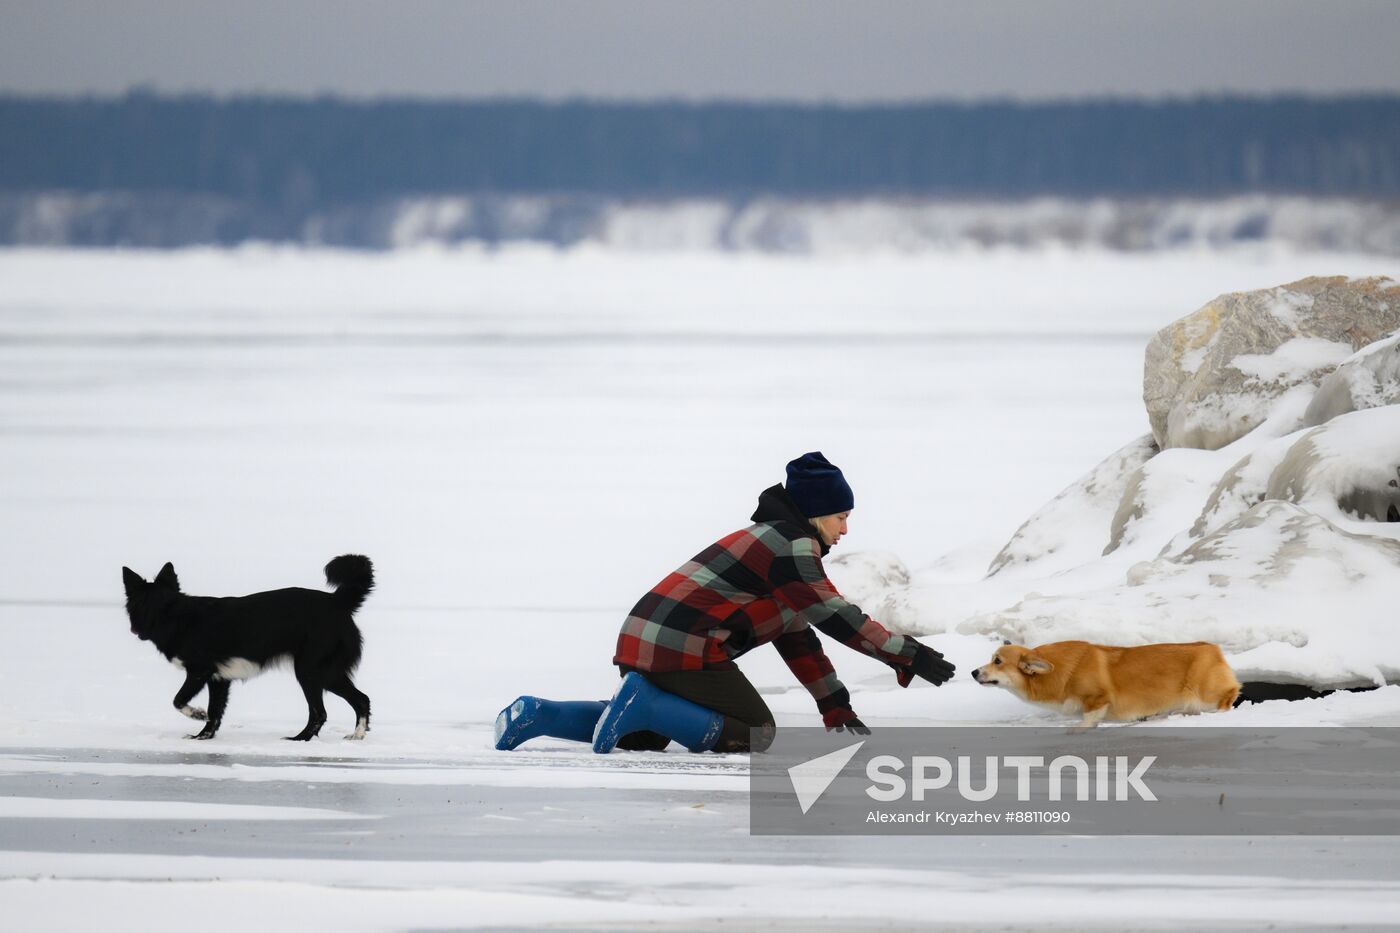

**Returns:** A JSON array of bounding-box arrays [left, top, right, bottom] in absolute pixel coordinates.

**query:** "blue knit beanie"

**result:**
[[784, 452, 854, 518]]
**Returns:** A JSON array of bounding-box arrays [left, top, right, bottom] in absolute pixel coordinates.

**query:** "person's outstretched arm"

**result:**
[[770, 534, 955, 687], [772, 624, 866, 732]]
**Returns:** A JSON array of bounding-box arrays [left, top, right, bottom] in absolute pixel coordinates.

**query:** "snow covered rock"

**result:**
[[962, 500, 1400, 689], [915, 408, 1400, 692], [847, 278, 1400, 695], [1103, 445, 1232, 556], [1265, 405, 1400, 524], [1143, 276, 1400, 451], [1302, 331, 1400, 427], [1181, 405, 1400, 545], [988, 434, 1158, 577], [1111, 386, 1319, 556], [1181, 432, 1300, 543], [827, 551, 916, 628]]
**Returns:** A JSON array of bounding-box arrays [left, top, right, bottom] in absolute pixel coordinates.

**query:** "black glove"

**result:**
[[895, 643, 956, 687], [828, 717, 871, 735]]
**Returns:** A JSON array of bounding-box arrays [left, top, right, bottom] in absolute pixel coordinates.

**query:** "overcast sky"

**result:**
[[4, 0, 1399, 102]]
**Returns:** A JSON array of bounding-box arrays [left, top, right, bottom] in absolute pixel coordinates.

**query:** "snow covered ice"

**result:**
[[5, 245, 1400, 930]]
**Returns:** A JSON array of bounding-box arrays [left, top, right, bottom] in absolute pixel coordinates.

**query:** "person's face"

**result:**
[[813, 511, 850, 547]]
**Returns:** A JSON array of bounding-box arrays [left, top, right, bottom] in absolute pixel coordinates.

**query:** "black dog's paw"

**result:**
[[283, 734, 315, 742], [187, 724, 219, 740], [180, 706, 207, 721]]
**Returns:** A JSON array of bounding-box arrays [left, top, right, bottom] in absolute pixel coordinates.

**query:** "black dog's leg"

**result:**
[[285, 665, 327, 741], [325, 672, 371, 740], [172, 670, 209, 721], [190, 679, 229, 740]]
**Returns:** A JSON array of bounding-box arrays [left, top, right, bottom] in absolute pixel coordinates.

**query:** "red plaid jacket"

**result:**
[[614, 485, 919, 726]]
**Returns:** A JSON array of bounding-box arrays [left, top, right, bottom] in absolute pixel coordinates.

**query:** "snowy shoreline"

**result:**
[[9, 193, 1400, 257]]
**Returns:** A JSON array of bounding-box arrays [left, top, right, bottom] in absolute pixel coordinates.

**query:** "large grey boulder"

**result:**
[[1143, 276, 1400, 451], [1302, 332, 1400, 427]]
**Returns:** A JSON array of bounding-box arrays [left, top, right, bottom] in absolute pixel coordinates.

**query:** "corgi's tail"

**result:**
[[325, 554, 374, 614]]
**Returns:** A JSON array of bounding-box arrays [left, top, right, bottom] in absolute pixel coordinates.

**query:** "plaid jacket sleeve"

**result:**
[[772, 625, 857, 728], [769, 532, 920, 673]]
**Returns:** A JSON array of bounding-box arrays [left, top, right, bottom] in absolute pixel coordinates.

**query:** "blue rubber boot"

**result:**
[[592, 672, 725, 754], [494, 697, 607, 751]]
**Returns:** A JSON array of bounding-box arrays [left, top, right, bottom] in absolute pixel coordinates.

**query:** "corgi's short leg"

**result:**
[[1070, 702, 1109, 732]]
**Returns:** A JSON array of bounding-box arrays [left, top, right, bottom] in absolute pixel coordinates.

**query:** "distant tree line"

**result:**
[[2, 93, 1399, 208]]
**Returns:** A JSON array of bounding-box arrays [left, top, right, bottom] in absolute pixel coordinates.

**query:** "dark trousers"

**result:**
[[616, 665, 775, 753]]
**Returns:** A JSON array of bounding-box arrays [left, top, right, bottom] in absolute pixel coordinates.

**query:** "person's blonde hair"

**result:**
[[809, 514, 844, 544]]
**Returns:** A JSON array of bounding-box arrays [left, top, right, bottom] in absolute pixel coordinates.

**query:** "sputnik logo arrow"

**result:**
[[787, 740, 866, 814]]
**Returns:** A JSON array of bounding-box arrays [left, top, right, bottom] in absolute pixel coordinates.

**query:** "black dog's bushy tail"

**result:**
[[325, 554, 374, 614]]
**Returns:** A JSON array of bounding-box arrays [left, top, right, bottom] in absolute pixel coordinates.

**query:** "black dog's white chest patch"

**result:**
[[214, 657, 264, 681]]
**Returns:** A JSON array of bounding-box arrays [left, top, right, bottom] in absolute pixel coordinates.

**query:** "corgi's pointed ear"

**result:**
[[122, 567, 143, 592], [1019, 655, 1053, 675], [154, 562, 180, 592]]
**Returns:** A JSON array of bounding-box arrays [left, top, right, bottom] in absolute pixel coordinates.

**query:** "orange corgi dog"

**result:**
[[972, 640, 1240, 729]]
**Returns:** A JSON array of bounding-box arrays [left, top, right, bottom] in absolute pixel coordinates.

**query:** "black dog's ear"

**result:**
[[122, 567, 143, 593], [154, 562, 180, 592], [1002, 638, 1013, 646]]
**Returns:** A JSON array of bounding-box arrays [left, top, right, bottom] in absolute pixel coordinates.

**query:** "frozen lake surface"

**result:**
[[4, 246, 1400, 929], [4, 743, 1400, 931]]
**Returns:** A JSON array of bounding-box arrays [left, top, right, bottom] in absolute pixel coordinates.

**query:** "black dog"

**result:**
[[121, 555, 374, 741]]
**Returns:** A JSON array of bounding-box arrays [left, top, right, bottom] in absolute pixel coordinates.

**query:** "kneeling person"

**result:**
[[495, 452, 956, 754]]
